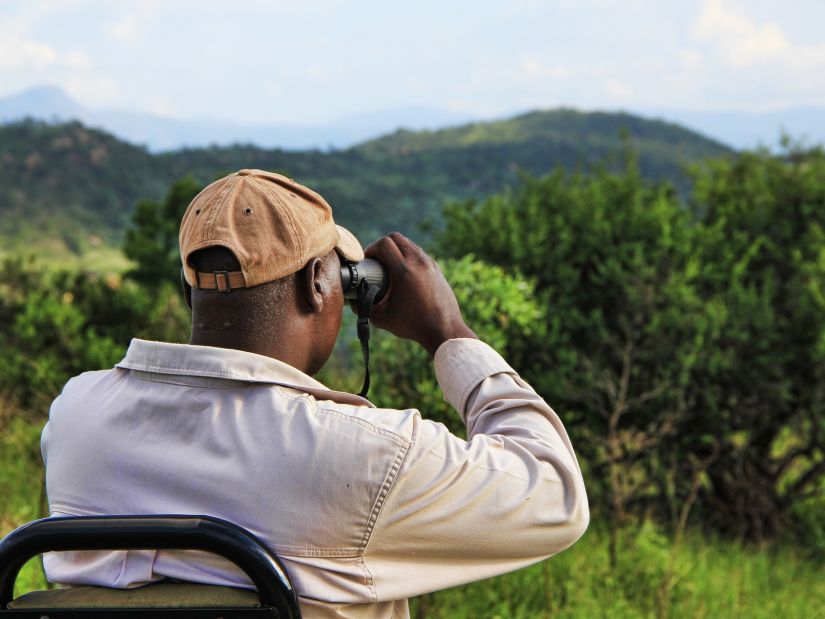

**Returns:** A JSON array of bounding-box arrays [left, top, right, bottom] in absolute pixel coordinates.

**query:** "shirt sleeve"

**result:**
[[363, 338, 589, 601]]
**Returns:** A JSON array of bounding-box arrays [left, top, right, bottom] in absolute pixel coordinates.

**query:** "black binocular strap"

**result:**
[[356, 279, 382, 398]]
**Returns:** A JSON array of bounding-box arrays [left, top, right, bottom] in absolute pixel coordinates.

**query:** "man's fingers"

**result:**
[[365, 235, 405, 271], [386, 232, 413, 257], [387, 232, 426, 260]]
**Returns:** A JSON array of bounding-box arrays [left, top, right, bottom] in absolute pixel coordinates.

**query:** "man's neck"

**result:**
[[189, 329, 314, 375]]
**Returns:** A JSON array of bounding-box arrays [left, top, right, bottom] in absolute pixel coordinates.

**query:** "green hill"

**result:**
[[358, 108, 725, 158], [0, 120, 163, 267], [0, 110, 731, 263]]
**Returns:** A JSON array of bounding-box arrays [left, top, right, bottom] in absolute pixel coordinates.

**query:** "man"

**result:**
[[42, 169, 589, 618]]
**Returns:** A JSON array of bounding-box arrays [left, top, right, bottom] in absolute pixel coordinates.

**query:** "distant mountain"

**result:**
[[0, 85, 475, 152], [0, 85, 85, 120], [3, 85, 824, 154], [0, 109, 731, 263], [358, 109, 726, 161]]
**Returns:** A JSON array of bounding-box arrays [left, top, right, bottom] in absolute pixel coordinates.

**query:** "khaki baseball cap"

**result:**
[[179, 169, 364, 291]]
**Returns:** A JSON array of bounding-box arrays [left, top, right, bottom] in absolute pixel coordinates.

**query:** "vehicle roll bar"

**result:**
[[0, 515, 300, 618]]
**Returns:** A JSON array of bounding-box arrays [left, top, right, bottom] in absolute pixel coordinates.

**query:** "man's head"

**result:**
[[178, 169, 364, 374]]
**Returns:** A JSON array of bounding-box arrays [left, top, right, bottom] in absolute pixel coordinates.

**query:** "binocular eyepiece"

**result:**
[[341, 259, 387, 301]]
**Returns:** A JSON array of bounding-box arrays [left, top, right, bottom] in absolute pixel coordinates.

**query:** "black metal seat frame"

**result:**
[[0, 515, 302, 618]]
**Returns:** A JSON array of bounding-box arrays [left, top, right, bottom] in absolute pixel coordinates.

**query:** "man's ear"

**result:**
[[302, 257, 324, 314], [180, 268, 192, 312]]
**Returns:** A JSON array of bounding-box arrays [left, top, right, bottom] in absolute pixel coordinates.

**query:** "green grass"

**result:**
[[409, 522, 823, 618], [0, 417, 50, 599], [0, 241, 132, 275]]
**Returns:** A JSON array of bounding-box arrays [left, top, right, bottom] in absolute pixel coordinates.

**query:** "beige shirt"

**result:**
[[41, 337, 589, 618]]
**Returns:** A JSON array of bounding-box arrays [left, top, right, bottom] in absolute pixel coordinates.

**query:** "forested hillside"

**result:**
[[0, 110, 731, 259], [359, 109, 724, 160]]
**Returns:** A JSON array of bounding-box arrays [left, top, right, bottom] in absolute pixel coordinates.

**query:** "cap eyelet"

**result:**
[[244, 208, 252, 215], [195, 209, 201, 215]]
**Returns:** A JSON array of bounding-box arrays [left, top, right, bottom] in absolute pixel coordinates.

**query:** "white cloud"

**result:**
[[604, 78, 632, 98], [521, 56, 544, 76], [695, 0, 825, 74], [520, 56, 568, 79], [0, 39, 58, 69], [105, 15, 140, 42], [0, 31, 88, 74], [679, 49, 702, 69], [695, 0, 786, 66], [103, 3, 169, 43], [64, 51, 92, 69], [0, 3, 94, 75]]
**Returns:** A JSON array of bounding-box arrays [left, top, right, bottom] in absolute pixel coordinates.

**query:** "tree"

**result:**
[[435, 147, 825, 543], [0, 258, 190, 426], [437, 161, 709, 555], [687, 144, 825, 540], [123, 175, 203, 288]]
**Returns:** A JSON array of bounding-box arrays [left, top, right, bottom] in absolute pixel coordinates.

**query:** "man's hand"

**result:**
[[364, 233, 477, 357]]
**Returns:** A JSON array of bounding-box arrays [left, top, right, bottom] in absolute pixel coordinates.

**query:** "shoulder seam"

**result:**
[[278, 388, 412, 445], [358, 416, 417, 557]]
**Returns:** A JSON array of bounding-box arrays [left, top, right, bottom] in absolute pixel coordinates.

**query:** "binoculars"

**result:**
[[341, 259, 387, 301]]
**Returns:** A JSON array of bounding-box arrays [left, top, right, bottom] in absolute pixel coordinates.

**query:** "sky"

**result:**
[[1, 0, 824, 125]]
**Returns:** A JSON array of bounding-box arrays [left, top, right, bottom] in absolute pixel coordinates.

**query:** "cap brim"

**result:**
[[335, 225, 365, 262]]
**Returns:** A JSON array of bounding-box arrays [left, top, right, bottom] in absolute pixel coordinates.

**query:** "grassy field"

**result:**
[[2, 417, 823, 617], [0, 242, 132, 275], [408, 522, 824, 618]]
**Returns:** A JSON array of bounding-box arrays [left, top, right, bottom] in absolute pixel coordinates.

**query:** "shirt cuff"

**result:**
[[433, 338, 515, 419]]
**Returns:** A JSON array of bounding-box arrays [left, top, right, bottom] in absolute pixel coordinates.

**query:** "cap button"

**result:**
[[237, 169, 252, 176]]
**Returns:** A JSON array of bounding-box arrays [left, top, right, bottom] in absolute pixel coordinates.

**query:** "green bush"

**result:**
[[365, 256, 544, 434]]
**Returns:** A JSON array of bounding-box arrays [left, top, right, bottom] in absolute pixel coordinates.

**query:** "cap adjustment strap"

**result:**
[[194, 270, 246, 291]]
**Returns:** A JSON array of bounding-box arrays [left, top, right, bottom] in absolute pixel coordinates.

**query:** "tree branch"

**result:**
[[783, 457, 825, 504]]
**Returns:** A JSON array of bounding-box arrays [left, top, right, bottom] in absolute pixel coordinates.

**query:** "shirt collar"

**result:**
[[116, 339, 374, 408]]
